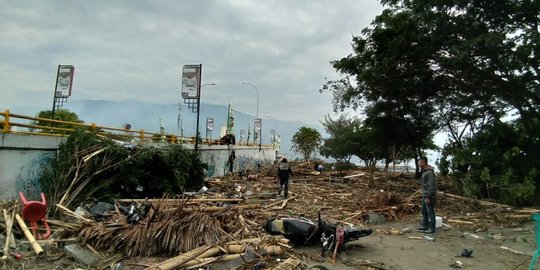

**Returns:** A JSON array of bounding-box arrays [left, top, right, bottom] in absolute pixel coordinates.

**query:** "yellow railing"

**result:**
[[0, 110, 269, 147]]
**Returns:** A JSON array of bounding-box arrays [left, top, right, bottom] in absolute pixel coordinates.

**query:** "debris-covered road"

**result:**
[[1, 162, 537, 269]]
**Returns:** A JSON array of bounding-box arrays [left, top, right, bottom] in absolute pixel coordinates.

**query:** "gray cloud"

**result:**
[[0, 0, 382, 125]]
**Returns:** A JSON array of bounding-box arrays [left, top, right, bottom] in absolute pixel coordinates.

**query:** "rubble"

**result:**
[[1, 162, 538, 269]]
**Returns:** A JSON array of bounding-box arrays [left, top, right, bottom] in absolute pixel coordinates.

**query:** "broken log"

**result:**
[[499, 246, 529, 256], [225, 245, 245, 254], [55, 204, 93, 223], [181, 253, 245, 269], [343, 173, 367, 179], [437, 192, 513, 209], [507, 214, 532, 219], [2, 210, 13, 260], [116, 198, 244, 203], [272, 257, 302, 270], [446, 219, 474, 225], [166, 204, 260, 213], [263, 245, 283, 255], [514, 209, 540, 214], [264, 196, 297, 209], [15, 214, 44, 256], [342, 211, 363, 222], [146, 245, 214, 270]]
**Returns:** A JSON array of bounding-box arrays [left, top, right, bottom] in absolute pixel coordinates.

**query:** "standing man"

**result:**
[[277, 158, 292, 198], [417, 156, 437, 234], [227, 150, 236, 175]]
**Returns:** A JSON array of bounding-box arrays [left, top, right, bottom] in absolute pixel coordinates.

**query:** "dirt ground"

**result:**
[[2, 164, 539, 270], [300, 220, 536, 270]]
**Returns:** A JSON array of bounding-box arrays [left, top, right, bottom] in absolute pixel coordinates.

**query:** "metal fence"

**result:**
[[0, 110, 245, 146]]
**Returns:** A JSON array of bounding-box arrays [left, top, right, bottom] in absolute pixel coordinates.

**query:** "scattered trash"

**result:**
[[401, 227, 412, 234], [198, 186, 208, 193], [64, 244, 102, 267], [450, 259, 463, 268], [463, 232, 484, 240], [10, 252, 23, 260], [366, 212, 387, 224], [424, 235, 435, 242], [460, 248, 473, 257]]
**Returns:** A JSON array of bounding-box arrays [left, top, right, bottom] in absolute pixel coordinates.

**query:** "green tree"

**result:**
[[321, 8, 441, 173], [439, 120, 538, 205], [319, 115, 361, 162], [323, 0, 539, 204], [41, 129, 207, 209], [364, 113, 424, 171], [34, 109, 84, 133], [291, 127, 322, 161]]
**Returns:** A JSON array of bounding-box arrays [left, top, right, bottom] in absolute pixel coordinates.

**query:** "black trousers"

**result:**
[[421, 195, 436, 231], [278, 177, 289, 198]]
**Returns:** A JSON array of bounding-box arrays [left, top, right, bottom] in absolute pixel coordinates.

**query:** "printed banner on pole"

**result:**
[[255, 118, 262, 131], [226, 103, 235, 134], [181, 65, 201, 99], [55, 65, 75, 98], [206, 118, 214, 131]]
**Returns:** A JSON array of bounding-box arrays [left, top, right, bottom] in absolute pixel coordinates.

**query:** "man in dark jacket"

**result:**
[[417, 156, 437, 234], [277, 158, 292, 198]]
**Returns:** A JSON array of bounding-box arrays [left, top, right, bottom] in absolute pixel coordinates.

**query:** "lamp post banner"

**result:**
[[55, 65, 75, 98], [207, 118, 214, 131], [255, 118, 262, 131], [181, 65, 201, 99]]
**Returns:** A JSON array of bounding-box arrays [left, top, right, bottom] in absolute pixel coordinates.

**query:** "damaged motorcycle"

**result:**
[[264, 212, 372, 259]]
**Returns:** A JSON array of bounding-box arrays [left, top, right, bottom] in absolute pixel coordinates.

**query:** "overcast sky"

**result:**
[[1, 1, 383, 125]]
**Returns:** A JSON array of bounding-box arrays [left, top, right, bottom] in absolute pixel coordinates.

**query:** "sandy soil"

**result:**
[[299, 219, 536, 270], [2, 168, 538, 270], [1, 216, 537, 270]]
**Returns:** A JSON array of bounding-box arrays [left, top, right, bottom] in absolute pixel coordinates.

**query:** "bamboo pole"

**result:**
[[163, 204, 260, 213], [225, 244, 246, 254], [2, 210, 13, 260], [116, 198, 244, 203], [181, 254, 245, 268], [15, 214, 44, 256], [55, 204, 93, 223], [437, 191, 513, 209], [146, 245, 213, 270], [264, 196, 297, 209]]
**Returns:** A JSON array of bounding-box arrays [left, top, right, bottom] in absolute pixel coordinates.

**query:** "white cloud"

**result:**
[[0, 0, 383, 125]]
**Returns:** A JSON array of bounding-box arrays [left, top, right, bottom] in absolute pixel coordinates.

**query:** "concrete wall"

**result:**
[[0, 133, 65, 200], [196, 145, 278, 178], [0, 133, 276, 200]]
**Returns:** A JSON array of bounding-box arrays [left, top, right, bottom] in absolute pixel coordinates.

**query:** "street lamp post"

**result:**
[[242, 82, 261, 151], [195, 83, 216, 152]]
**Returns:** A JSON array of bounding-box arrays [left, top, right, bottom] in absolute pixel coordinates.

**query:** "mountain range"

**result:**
[[8, 99, 325, 158]]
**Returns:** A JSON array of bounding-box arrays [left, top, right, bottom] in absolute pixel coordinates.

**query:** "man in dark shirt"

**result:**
[[417, 156, 437, 234], [277, 158, 292, 198]]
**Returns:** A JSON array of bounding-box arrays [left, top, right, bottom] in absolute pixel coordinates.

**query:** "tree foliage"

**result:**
[[41, 129, 206, 209], [439, 119, 538, 205], [291, 127, 322, 161], [322, 0, 539, 205], [319, 115, 361, 162], [34, 109, 84, 133]]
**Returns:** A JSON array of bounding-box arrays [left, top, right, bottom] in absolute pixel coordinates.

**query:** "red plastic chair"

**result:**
[[18, 192, 51, 240]]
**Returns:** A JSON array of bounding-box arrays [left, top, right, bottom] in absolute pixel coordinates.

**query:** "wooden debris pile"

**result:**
[[78, 211, 222, 257], [75, 197, 260, 257], [356, 191, 419, 222], [144, 236, 292, 270], [4, 162, 540, 269]]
